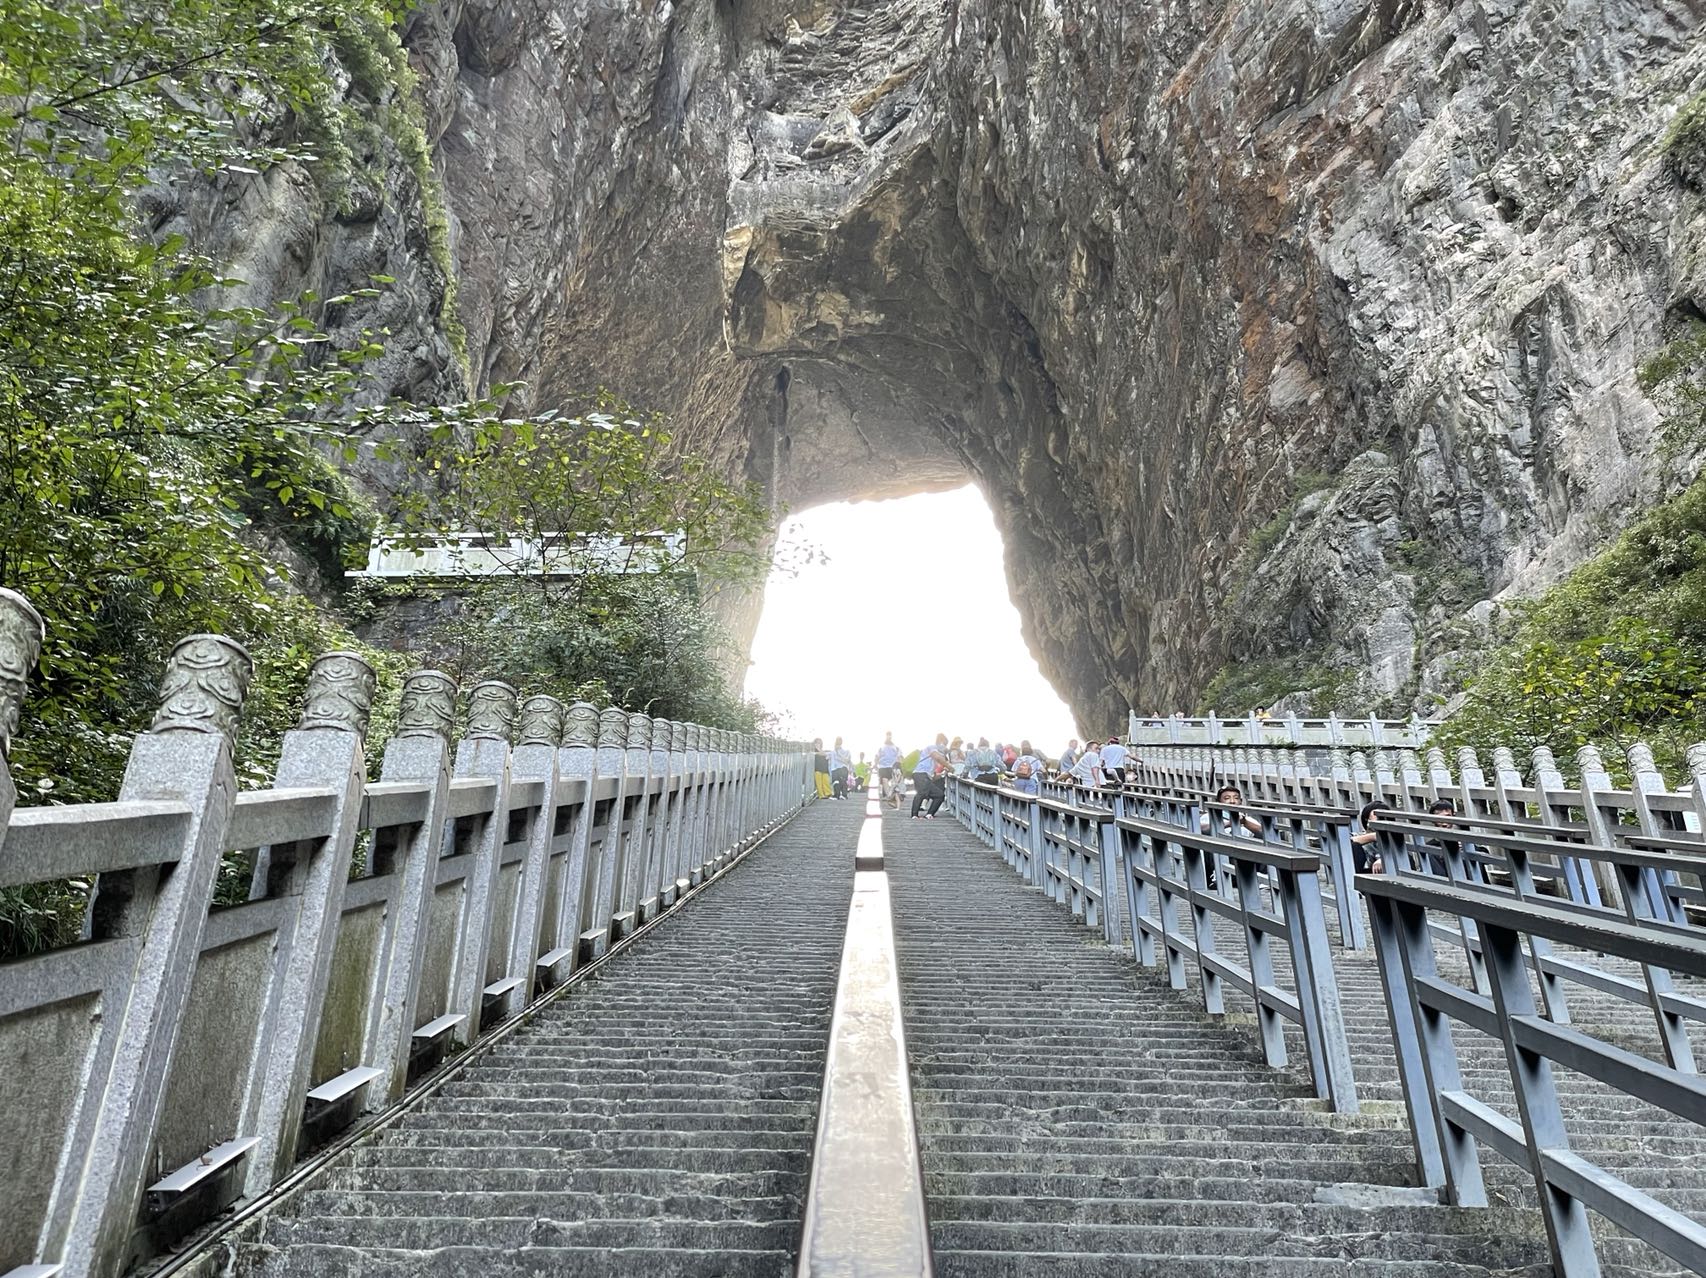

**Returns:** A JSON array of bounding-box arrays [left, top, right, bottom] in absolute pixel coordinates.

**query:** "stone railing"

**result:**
[[1127, 710, 1438, 748], [0, 587, 812, 1278]]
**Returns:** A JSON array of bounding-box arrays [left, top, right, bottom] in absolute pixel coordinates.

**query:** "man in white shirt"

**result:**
[[1070, 741, 1104, 789], [1099, 737, 1129, 786]]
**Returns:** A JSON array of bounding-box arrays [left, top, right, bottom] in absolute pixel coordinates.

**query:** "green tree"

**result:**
[[374, 395, 777, 730], [1436, 472, 1706, 779]]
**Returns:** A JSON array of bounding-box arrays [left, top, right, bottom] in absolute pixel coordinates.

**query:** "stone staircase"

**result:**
[[217, 801, 862, 1278], [189, 797, 1706, 1277], [888, 812, 1702, 1277]]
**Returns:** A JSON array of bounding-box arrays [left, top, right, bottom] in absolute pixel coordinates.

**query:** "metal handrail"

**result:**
[[1114, 814, 1358, 1113], [1361, 872, 1706, 1278], [943, 776, 1357, 1112]]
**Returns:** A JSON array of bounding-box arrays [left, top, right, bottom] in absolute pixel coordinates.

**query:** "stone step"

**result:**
[[242, 1241, 791, 1277], [266, 1213, 796, 1251]]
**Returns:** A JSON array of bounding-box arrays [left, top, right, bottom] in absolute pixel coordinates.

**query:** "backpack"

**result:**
[[1014, 759, 1033, 780]]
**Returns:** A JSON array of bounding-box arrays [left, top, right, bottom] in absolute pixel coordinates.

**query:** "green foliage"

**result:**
[[1394, 538, 1489, 613], [417, 575, 766, 732], [1435, 471, 1706, 779], [1239, 470, 1341, 566], [1198, 655, 1365, 718], [1639, 319, 1706, 455], [0, 0, 771, 955], [362, 391, 778, 728], [381, 392, 774, 605], [1663, 90, 1706, 189]]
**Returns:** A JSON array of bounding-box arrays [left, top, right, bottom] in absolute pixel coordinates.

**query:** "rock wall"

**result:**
[[189, 0, 1706, 730]]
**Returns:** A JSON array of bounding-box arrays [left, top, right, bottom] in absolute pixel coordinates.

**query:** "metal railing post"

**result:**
[[1279, 864, 1358, 1112]]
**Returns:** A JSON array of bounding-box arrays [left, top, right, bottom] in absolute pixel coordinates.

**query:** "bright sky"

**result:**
[[744, 485, 1079, 759]]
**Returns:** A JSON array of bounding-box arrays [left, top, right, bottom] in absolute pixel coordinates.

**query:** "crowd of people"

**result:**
[[806, 731, 1144, 820], [802, 731, 1468, 894]]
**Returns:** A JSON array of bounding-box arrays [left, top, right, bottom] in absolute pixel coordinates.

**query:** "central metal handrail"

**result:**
[[796, 787, 933, 1278]]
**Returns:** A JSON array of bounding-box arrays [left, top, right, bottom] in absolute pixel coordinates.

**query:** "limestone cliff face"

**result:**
[[188, 0, 1706, 729]]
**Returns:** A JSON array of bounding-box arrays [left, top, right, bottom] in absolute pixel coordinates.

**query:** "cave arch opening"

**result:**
[[743, 485, 1077, 755]]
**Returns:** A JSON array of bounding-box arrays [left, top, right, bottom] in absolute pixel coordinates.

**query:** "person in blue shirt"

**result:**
[[829, 738, 853, 798], [874, 733, 902, 805], [911, 734, 950, 819]]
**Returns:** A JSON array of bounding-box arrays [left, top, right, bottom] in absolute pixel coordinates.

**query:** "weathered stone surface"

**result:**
[[194, 0, 1706, 726]]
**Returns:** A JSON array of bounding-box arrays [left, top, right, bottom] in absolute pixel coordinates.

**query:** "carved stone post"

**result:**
[[1349, 750, 1374, 807], [584, 708, 630, 953], [706, 726, 733, 866], [58, 635, 253, 1278], [685, 723, 710, 883], [621, 712, 656, 930], [1455, 747, 1487, 817], [1575, 743, 1621, 862], [1397, 748, 1425, 810], [447, 680, 517, 1035], [549, 701, 600, 978], [241, 651, 377, 1193], [715, 729, 738, 864], [1529, 745, 1597, 905], [1373, 749, 1398, 800], [365, 670, 456, 1106], [732, 732, 752, 847], [664, 722, 692, 904], [0, 587, 45, 851], [1626, 742, 1681, 919], [502, 694, 564, 1016], [1689, 743, 1706, 839], [1327, 747, 1352, 809], [1488, 747, 1523, 821], [646, 717, 677, 911], [1425, 747, 1455, 806]]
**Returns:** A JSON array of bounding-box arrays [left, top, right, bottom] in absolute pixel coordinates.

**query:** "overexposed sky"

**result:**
[[744, 486, 1078, 758]]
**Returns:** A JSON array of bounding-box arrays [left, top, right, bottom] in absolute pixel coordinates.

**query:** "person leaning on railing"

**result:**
[[1069, 740, 1104, 788], [910, 735, 951, 820], [1199, 785, 1262, 840], [1350, 799, 1391, 874]]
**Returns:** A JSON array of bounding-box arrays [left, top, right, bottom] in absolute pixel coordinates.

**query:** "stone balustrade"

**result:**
[[0, 586, 813, 1278]]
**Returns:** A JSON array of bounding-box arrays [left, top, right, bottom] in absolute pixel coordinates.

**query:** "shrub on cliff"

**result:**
[[1436, 472, 1706, 779]]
